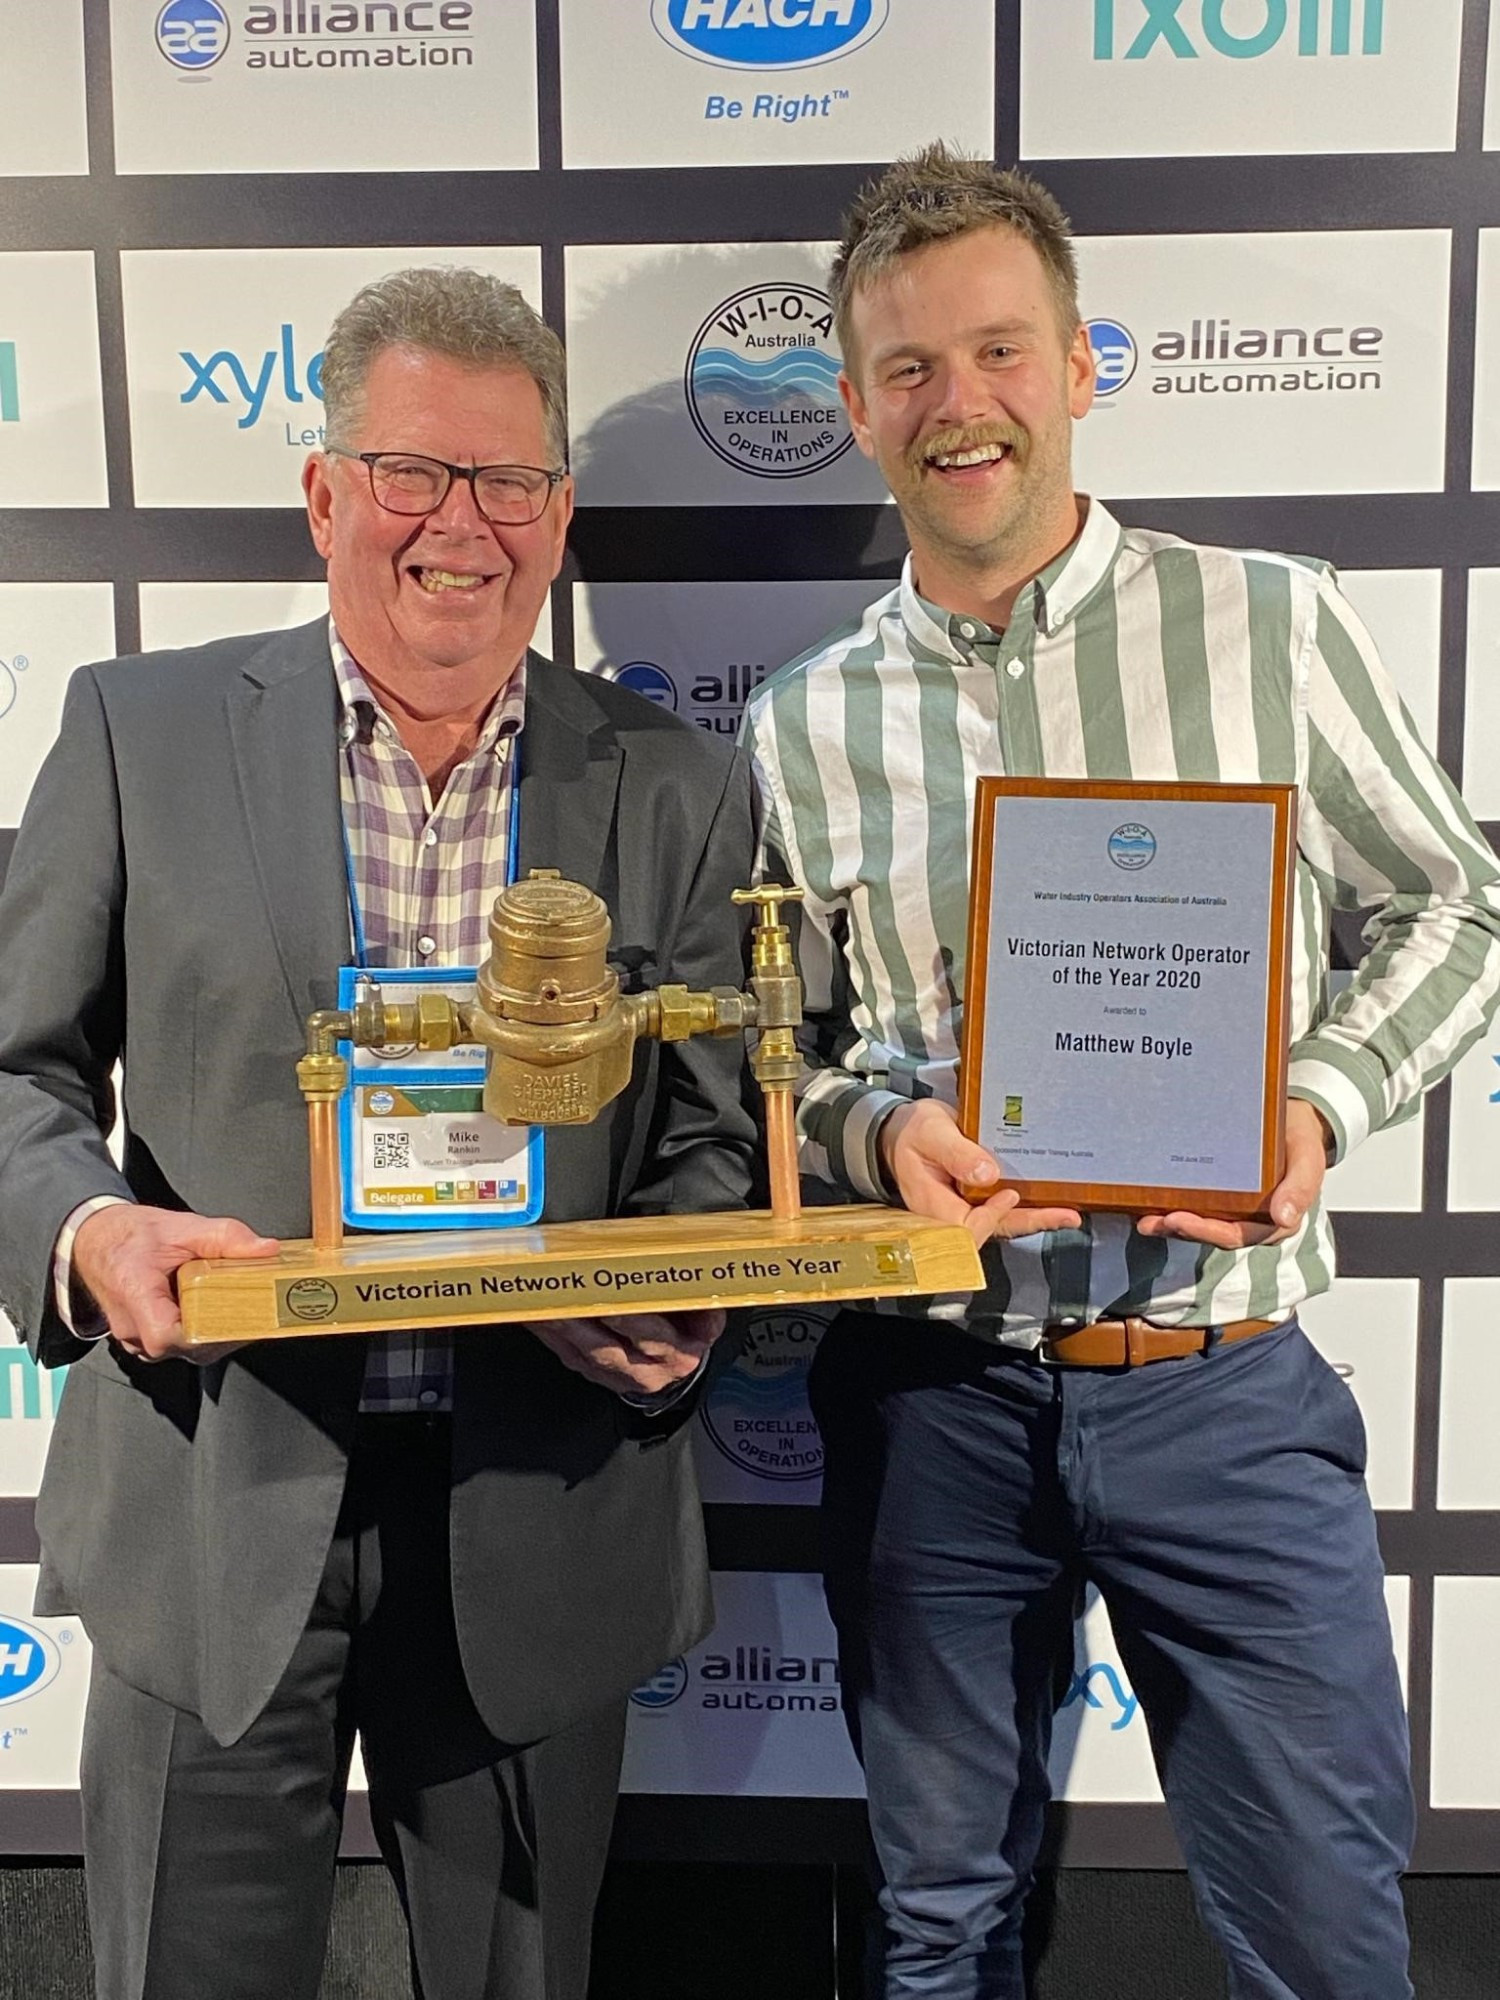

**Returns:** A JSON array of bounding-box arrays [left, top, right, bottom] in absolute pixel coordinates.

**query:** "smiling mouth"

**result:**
[[924, 443, 1014, 472], [410, 566, 493, 594]]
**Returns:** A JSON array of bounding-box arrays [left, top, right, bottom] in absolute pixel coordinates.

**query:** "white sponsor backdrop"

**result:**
[[622, 1570, 1410, 1803], [1445, 1026, 1500, 1213], [110, 0, 539, 175], [1438, 1279, 1500, 1510], [1022, 0, 1463, 160], [122, 246, 543, 508], [0, 0, 89, 178], [1431, 1577, 1500, 1807], [0, 253, 109, 509], [1463, 569, 1500, 819], [560, 0, 994, 170], [0, 1568, 89, 1791], [1074, 230, 1451, 500]]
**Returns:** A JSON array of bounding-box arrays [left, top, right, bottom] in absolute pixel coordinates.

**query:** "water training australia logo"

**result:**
[[685, 282, 850, 478], [156, 0, 231, 69], [1107, 823, 1157, 871], [0, 1617, 63, 1707], [700, 1308, 826, 1483], [652, 0, 888, 69]]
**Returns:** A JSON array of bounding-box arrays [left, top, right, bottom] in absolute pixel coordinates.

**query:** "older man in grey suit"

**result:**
[[0, 267, 756, 2000]]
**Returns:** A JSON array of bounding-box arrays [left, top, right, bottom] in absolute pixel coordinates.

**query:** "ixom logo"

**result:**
[[1093, 0, 1384, 59], [156, 0, 231, 69], [0, 1618, 63, 1707], [652, 0, 888, 68]]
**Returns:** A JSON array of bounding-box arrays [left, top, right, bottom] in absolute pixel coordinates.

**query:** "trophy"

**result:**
[[178, 873, 982, 1342]]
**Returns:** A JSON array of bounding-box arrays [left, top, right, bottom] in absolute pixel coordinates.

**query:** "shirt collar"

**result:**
[[899, 496, 1126, 656], [329, 618, 527, 756]]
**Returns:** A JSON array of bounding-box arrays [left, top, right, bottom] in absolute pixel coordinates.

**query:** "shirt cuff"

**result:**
[[619, 1351, 709, 1413], [1287, 1043, 1385, 1163], [53, 1196, 131, 1339]]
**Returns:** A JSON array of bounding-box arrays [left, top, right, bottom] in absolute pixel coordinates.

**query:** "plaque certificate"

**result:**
[[958, 779, 1296, 1218]]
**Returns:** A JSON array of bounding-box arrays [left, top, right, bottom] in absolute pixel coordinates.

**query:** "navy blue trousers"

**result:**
[[810, 1314, 1414, 2000]]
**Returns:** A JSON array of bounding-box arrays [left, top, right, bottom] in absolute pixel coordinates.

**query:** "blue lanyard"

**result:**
[[342, 734, 522, 971]]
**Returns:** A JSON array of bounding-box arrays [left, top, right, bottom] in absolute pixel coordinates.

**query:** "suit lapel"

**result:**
[[517, 654, 623, 893], [226, 620, 350, 1027]]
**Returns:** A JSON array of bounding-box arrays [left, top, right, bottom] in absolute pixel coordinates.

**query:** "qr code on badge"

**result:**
[[371, 1130, 411, 1173]]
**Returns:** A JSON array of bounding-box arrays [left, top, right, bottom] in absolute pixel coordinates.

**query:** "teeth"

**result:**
[[931, 446, 1009, 469], [416, 568, 485, 592]]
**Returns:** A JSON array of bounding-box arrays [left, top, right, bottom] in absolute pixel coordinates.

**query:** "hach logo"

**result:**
[[0, 341, 17, 424], [614, 661, 679, 710], [630, 1657, 689, 1710], [1490, 1052, 1500, 1104], [0, 1617, 62, 1707], [1093, 0, 1383, 60], [700, 1308, 826, 1482], [156, 0, 231, 71], [1107, 822, 1156, 871], [0, 653, 27, 723], [1086, 318, 1137, 397], [686, 282, 850, 479], [653, 0, 888, 70], [180, 325, 325, 431]]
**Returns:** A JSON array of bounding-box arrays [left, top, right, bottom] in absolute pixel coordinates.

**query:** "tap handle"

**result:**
[[730, 882, 806, 931]]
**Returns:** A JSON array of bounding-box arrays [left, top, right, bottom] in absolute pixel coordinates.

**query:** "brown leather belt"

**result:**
[[1039, 1315, 1282, 1368]]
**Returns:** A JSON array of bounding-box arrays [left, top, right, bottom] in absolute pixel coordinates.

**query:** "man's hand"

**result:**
[[72, 1203, 279, 1363], [879, 1101, 1082, 1246], [529, 1308, 727, 1398], [1134, 1098, 1331, 1251]]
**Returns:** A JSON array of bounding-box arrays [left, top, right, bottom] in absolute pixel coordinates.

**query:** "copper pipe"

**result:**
[[307, 1098, 343, 1252], [765, 1087, 801, 1223]]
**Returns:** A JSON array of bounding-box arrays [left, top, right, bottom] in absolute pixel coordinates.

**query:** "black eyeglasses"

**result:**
[[327, 447, 567, 525]]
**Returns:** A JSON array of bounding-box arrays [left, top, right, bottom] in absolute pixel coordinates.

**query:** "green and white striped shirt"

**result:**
[[741, 499, 1500, 1341]]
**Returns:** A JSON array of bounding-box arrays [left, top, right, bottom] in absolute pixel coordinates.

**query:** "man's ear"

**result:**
[[839, 369, 877, 461], [1067, 323, 1096, 421], [303, 452, 335, 560]]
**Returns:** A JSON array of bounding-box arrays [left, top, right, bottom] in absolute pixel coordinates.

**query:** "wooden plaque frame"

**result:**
[[958, 777, 1296, 1220]]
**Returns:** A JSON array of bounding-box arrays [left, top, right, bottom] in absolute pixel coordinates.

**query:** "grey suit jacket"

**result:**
[[0, 620, 756, 1745]]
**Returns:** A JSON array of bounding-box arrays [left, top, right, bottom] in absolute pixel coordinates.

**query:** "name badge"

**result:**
[[336, 965, 544, 1230]]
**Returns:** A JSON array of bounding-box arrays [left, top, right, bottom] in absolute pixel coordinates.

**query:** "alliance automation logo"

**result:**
[[1093, 0, 1384, 60], [1086, 318, 1137, 397], [685, 282, 851, 478], [700, 1308, 825, 1482], [614, 661, 679, 710], [652, 0, 888, 70], [630, 1658, 689, 1710], [156, 0, 231, 70], [0, 342, 17, 424]]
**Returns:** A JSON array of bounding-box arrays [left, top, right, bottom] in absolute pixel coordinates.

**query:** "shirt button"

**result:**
[[418, 1389, 440, 1407], [959, 622, 978, 640], [416, 934, 437, 957], [1005, 659, 1025, 679], [423, 828, 438, 848]]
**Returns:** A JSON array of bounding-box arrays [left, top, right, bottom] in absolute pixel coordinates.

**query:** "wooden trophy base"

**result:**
[[176, 1206, 983, 1344]]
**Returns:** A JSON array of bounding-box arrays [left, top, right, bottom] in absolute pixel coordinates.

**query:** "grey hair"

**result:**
[[320, 265, 568, 465]]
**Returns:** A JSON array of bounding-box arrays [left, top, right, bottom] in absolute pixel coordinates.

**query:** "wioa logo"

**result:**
[[700, 1308, 825, 1482], [1086, 318, 1137, 398], [1107, 822, 1157, 871], [685, 282, 850, 479], [156, 0, 231, 70], [652, 0, 888, 70]]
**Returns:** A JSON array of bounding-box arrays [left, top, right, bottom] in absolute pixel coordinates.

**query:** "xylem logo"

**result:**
[[156, 0, 231, 70], [652, 0, 888, 70], [0, 1618, 61, 1707], [180, 324, 325, 429], [1489, 1052, 1499, 1104], [1086, 318, 1137, 397], [615, 661, 679, 710], [1094, 0, 1384, 60], [630, 1658, 689, 1709], [1061, 1660, 1139, 1732], [0, 342, 17, 424]]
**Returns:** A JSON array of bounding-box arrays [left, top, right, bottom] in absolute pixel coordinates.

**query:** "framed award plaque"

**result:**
[[958, 778, 1297, 1219]]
